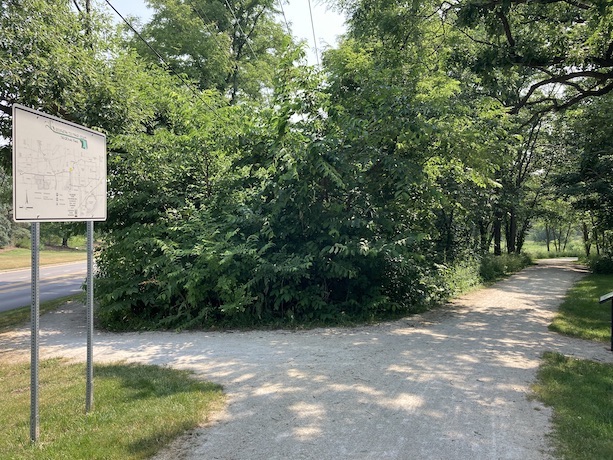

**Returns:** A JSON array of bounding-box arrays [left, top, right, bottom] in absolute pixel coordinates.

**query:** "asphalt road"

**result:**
[[0, 261, 87, 312]]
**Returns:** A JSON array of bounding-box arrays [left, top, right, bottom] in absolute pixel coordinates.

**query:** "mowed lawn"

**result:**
[[0, 248, 87, 271], [0, 358, 225, 460]]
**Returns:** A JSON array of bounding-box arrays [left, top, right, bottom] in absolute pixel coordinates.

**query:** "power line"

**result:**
[[190, 1, 219, 37], [189, 1, 231, 55], [223, 0, 259, 61], [102, 0, 227, 125], [307, 0, 320, 66], [277, 0, 291, 36]]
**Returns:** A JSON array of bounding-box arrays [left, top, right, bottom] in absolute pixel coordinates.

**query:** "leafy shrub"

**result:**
[[587, 255, 613, 274], [0, 214, 10, 248], [438, 257, 482, 296], [479, 253, 532, 281]]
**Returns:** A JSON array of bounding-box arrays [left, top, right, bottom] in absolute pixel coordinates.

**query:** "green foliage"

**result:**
[[4, 0, 609, 331], [0, 222, 10, 248], [479, 253, 532, 282], [133, 0, 294, 103], [533, 353, 613, 460], [587, 256, 613, 275], [556, 94, 613, 255], [438, 257, 483, 296]]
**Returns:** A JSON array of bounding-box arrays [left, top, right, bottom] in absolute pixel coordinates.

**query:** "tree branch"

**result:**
[[510, 70, 613, 114], [496, 10, 515, 49], [474, 0, 590, 11]]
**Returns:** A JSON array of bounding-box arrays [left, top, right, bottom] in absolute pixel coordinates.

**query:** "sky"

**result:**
[[114, 0, 347, 65]]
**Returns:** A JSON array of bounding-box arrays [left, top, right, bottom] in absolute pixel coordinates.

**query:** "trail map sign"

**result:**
[[12, 104, 107, 222], [12, 105, 106, 442]]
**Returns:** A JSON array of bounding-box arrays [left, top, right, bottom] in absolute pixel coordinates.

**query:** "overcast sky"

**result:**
[[115, 0, 347, 65]]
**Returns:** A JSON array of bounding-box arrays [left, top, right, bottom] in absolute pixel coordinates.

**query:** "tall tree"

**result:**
[[450, 0, 613, 115], [132, 0, 293, 103], [556, 93, 613, 254]]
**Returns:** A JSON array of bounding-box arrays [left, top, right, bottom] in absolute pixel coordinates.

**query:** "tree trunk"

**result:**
[[507, 208, 517, 254], [493, 211, 502, 256], [478, 220, 490, 254], [545, 224, 551, 252], [582, 221, 591, 256], [562, 224, 572, 251]]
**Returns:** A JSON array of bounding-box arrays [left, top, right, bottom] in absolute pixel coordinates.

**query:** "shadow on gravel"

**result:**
[[5, 259, 608, 459]]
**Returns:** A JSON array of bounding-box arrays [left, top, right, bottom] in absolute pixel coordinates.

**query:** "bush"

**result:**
[[0, 216, 9, 248], [437, 257, 482, 297], [479, 253, 532, 281], [587, 255, 613, 274]]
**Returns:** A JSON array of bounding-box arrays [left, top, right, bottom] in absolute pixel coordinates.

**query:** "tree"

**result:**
[[450, 0, 613, 115], [131, 0, 292, 103], [556, 93, 613, 255]]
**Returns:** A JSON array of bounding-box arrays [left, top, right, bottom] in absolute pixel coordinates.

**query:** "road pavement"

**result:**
[[0, 261, 87, 312]]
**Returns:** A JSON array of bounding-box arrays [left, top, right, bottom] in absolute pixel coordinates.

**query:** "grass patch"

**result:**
[[522, 240, 583, 259], [549, 273, 613, 342], [0, 295, 84, 333], [532, 352, 613, 460], [0, 248, 87, 271], [0, 358, 224, 460]]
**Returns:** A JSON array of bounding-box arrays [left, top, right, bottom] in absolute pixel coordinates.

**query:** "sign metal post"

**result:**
[[30, 222, 40, 443], [86, 221, 94, 413]]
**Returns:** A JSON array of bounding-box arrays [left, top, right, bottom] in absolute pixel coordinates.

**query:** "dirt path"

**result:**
[[1, 258, 611, 459]]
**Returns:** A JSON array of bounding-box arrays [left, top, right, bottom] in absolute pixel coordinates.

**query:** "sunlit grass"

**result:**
[[0, 248, 87, 271], [533, 352, 613, 460], [522, 240, 583, 259], [0, 358, 224, 460], [549, 274, 613, 342]]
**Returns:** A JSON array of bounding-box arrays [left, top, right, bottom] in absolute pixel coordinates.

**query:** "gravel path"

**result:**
[[1, 258, 611, 459]]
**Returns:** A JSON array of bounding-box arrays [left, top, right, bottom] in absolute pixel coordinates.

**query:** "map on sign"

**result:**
[[12, 105, 107, 222]]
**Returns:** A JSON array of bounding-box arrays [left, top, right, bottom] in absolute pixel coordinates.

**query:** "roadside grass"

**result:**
[[0, 358, 224, 460], [548, 273, 613, 342], [532, 352, 613, 460], [0, 248, 87, 271], [0, 294, 84, 333]]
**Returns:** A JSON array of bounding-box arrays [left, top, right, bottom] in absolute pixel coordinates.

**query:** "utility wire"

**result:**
[[190, 1, 230, 54], [223, 0, 259, 61], [307, 0, 320, 66], [277, 0, 291, 36], [103, 0, 228, 126], [190, 1, 221, 38]]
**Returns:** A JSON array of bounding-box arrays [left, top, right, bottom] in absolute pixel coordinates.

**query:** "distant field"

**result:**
[[0, 248, 87, 271], [521, 240, 583, 259]]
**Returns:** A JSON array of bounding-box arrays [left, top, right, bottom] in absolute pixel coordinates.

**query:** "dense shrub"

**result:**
[[0, 214, 9, 248], [439, 257, 483, 296], [587, 255, 613, 274], [479, 253, 533, 282]]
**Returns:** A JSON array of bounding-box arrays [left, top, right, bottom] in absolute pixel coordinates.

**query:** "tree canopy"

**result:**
[[1, 0, 611, 325]]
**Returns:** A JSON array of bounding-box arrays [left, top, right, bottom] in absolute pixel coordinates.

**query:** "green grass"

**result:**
[[549, 274, 613, 342], [0, 248, 87, 271], [522, 240, 583, 259], [0, 358, 224, 460], [0, 295, 84, 333], [532, 352, 613, 460]]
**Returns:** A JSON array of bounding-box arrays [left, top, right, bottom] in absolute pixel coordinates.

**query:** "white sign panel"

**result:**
[[12, 105, 107, 222]]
